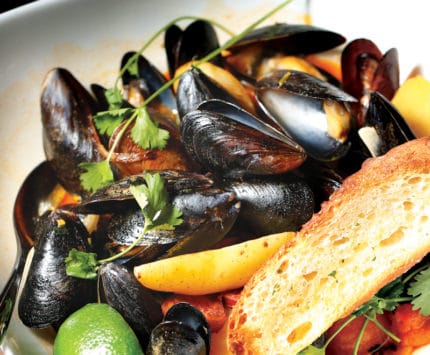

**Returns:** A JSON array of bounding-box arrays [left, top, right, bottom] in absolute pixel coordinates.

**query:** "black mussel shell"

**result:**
[[121, 52, 177, 112], [41, 68, 107, 196], [256, 70, 356, 161], [147, 303, 210, 355], [225, 174, 314, 234], [225, 23, 345, 81], [99, 262, 162, 348], [74, 170, 215, 214], [176, 67, 240, 118], [101, 187, 240, 264], [146, 321, 208, 355], [358, 91, 415, 157], [18, 209, 96, 328], [164, 303, 210, 351], [228, 23, 345, 54], [165, 20, 222, 79], [181, 99, 306, 178]]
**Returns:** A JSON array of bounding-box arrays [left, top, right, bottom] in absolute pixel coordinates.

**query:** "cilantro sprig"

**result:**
[[79, 0, 295, 194], [66, 172, 183, 279], [299, 261, 430, 355]]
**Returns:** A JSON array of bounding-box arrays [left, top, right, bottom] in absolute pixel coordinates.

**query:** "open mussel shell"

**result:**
[[341, 39, 399, 102], [358, 91, 415, 157], [41, 68, 108, 196], [225, 23, 345, 81], [176, 66, 241, 119], [147, 302, 210, 355], [120, 51, 177, 112], [228, 23, 345, 53], [18, 209, 96, 328], [256, 70, 357, 162], [74, 170, 215, 214], [99, 262, 162, 348], [73, 170, 239, 264], [225, 174, 314, 235], [101, 186, 240, 264], [165, 20, 222, 79], [181, 99, 306, 178]]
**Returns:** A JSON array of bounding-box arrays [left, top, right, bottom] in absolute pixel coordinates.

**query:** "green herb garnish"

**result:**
[[300, 261, 430, 355], [79, 0, 294, 194], [66, 172, 182, 279]]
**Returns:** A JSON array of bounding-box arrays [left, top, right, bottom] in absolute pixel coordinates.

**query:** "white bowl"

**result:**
[[0, 0, 428, 353]]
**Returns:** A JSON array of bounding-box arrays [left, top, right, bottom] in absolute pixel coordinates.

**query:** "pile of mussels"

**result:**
[[18, 20, 416, 353]]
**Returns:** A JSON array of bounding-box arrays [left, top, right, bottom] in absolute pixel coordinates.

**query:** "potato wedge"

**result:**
[[392, 75, 430, 137], [134, 231, 295, 295]]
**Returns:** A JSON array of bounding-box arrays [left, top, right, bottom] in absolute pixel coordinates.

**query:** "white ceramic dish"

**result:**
[[0, 0, 428, 353]]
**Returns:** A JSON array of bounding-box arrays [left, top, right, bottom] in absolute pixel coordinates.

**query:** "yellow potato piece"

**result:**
[[392, 75, 430, 137], [134, 231, 295, 295]]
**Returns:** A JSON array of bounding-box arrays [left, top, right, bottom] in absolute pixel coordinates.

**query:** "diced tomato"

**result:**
[[326, 313, 392, 355], [161, 294, 227, 332], [219, 289, 242, 308], [390, 303, 430, 348]]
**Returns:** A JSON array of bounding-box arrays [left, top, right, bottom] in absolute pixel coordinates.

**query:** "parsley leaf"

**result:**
[[129, 172, 183, 230], [93, 107, 133, 136], [127, 58, 139, 77], [65, 248, 98, 279], [131, 107, 170, 150], [79, 160, 115, 194], [408, 265, 430, 316], [104, 87, 124, 110], [298, 346, 325, 355]]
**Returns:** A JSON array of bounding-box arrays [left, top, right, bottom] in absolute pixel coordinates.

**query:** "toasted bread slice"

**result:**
[[227, 137, 430, 355]]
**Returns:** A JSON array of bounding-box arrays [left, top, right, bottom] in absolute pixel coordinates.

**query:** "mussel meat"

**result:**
[[256, 70, 357, 161], [225, 23, 345, 82]]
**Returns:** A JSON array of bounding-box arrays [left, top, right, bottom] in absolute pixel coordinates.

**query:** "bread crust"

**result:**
[[228, 137, 430, 355]]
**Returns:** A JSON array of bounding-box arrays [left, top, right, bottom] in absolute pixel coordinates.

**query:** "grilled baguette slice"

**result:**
[[227, 137, 430, 355]]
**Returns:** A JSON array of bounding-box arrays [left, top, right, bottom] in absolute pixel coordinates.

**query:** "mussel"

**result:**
[[225, 174, 314, 235], [18, 209, 96, 328], [41, 68, 107, 196], [146, 302, 210, 355], [175, 65, 254, 119], [99, 262, 163, 348], [165, 20, 222, 79], [73, 170, 240, 264], [357, 91, 415, 157], [224, 23, 346, 82], [256, 70, 357, 161], [181, 99, 306, 178], [341, 38, 400, 124], [121, 51, 177, 113]]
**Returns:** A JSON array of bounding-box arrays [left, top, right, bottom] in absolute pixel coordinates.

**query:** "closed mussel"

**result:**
[[41, 68, 108, 196], [181, 99, 306, 178], [147, 302, 210, 355], [256, 70, 357, 161], [18, 209, 96, 328], [225, 174, 314, 235], [99, 262, 163, 348]]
